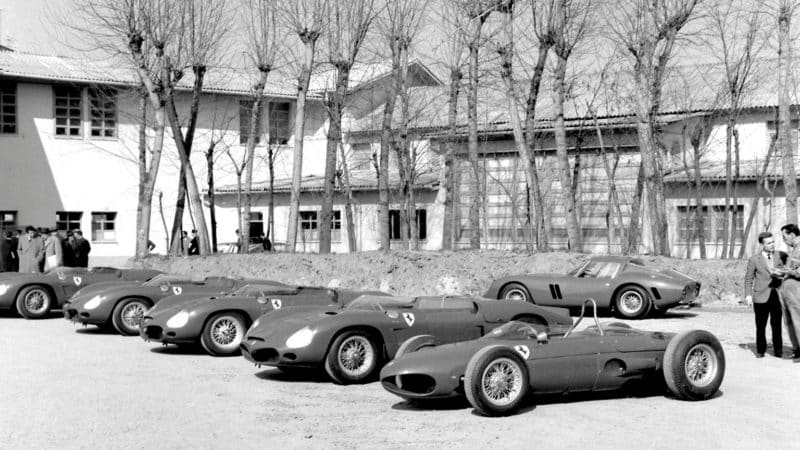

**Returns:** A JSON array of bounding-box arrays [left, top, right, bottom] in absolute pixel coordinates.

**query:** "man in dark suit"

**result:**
[[0, 231, 9, 271], [188, 229, 199, 256], [71, 229, 91, 268], [745, 231, 786, 358]]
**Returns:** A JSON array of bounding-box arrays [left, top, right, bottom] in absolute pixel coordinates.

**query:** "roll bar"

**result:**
[[563, 298, 603, 338]]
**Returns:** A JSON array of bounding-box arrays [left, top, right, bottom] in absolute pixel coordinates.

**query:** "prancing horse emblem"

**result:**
[[271, 298, 282, 309], [172, 286, 183, 295], [402, 312, 415, 327], [73, 276, 82, 286], [514, 345, 530, 359]]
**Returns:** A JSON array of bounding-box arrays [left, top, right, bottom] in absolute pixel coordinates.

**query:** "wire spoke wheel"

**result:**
[[504, 289, 527, 302], [24, 290, 49, 314], [211, 317, 243, 348], [684, 343, 718, 388], [337, 335, 375, 377], [481, 358, 523, 406], [121, 302, 146, 329]]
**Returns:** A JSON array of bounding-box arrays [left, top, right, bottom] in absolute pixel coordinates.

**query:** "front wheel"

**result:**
[[663, 330, 725, 401], [201, 313, 247, 356], [499, 283, 531, 303], [325, 330, 380, 384], [111, 298, 150, 335], [464, 346, 530, 417], [16, 286, 53, 319], [614, 286, 651, 319]]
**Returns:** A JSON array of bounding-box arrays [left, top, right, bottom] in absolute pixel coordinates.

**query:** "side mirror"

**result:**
[[537, 331, 548, 343], [256, 296, 268, 305]]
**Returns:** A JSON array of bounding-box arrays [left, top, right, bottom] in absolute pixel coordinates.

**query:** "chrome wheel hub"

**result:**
[[338, 336, 374, 376], [121, 303, 145, 328], [504, 289, 527, 301], [212, 318, 239, 346], [25, 291, 48, 313], [620, 291, 643, 314], [685, 343, 717, 387], [481, 358, 523, 406]]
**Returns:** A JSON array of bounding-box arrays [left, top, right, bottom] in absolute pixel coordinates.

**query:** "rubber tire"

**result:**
[[394, 334, 438, 360], [663, 329, 725, 401], [499, 283, 532, 303], [16, 285, 53, 319], [464, 345, 530, 417], [111, 298, 150, 336], [324, 330, 380, 385], [200, 312, 247, 356], [614, 285, 652, 319]]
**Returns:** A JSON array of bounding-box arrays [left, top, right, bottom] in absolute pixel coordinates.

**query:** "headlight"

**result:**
[[0, 284, 8, 296], [285, 326, 316, 349], [166, 310, 190, 328], [84, 295, 105, 310]]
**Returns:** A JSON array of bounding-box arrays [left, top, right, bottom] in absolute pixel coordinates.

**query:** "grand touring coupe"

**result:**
[[485, 256, 701, 319], [380, 300, 725, 416], [0, 267, 163, 318], [240, 295, 574, 384]]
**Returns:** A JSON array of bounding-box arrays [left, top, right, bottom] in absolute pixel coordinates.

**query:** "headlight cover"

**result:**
[[0, 284, 8, 296], [166, 310, 190, 328], [285, 326, 316, 349], [84, 295, 105, 310]]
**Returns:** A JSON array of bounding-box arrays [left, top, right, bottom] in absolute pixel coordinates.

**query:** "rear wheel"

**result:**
[[663, 330, 725, 401], [201, 313, 247, 356], [499, 283, 531, 303], [325, 330, 380, 384], [464, 346, 530, 417], [394, 335, 437, 360], [111, 298, 150, 335], [614, 285, 651, 319], [16, 286, 53, 319]]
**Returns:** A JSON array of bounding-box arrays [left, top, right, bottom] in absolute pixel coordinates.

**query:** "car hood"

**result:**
[[72, 280, 143, 298], [245, 306, 342, 341], [146, 293, 238, 317]]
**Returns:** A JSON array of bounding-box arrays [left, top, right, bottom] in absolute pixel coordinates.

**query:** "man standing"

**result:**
[[0, 231, 9, 271], [72, 229, 91, 268], [780, 224, 800, 359], [9, 230, 19, 271], [44, 229, 64, 271], [188, 230, 199, 256], [745, 232, 786, 358], [18, 226, 44, 273]]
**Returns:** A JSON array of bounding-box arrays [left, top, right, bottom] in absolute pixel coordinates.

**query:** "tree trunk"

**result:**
[[553, 54, 581, 252], [242, 70, 269, 254], [441, 68, 462, 251], [134, 90, 155, 259], [268, 145, 276, 249], [206, 142, 218, 253], [320, 65, 350, 253], [721, 117, 734, 258], [169, 174, 187, 255], [779, 7, 798, 224], [287, 37, 318, 252], [523, 46, 551, 251], [691, 127, 707, 259], [627, 161, 645, 254], [158, 191, 169, 251], [379, 39, 400, 252], [337, 141, 357, 252], [467, 35, 483, 250], [396, 45, 413, 251], [594, 117, 626, 250], [730, 127, 741, 258]]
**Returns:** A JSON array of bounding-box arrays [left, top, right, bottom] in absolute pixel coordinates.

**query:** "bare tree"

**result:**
[[777, 1, 798, 224], [284, 0, 328, 252], [609, 0, 701, 256], [238, 0, 280, 253], [318, 0, 377, 253]]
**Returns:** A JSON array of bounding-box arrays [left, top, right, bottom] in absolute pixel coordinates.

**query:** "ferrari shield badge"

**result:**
[[172, 286, 183, 295], [73, 276, 82, 286], [57, 271, 66, 281], [271, 298, 282, 309], [402, 312, 415, 327], [514, 345, 530, 359]]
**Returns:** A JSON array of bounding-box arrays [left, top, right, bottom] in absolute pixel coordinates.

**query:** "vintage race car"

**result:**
[[485, 255, 701, 319], [140, 283, 385, 356], [380, 300, 725, 416], [240, 295, 574, 384], [63, 275, 279, 335], [0, 267, 163, 318]]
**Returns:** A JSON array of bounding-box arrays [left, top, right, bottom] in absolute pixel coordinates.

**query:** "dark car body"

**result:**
[[139, 283, 385, 355], [63, 275, 270, 329], [240, 295, 574, 380], [0, 267, 163, 317], [485, 255, 701, 318]]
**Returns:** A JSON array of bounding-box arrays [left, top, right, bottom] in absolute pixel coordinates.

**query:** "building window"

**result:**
[[0, 82, 16, 134], [91, 212, 116, 242], [299, 210, 318, 241], [56, 211, 83, 232], [349, 143, 375, 171], [269, 102, 291, 145], [239, 100, 262, 145], [677, 205, 743, 243], [0, 210, 17, 230], [389, 209, 427, 240], [249, 211, 264, 239], [54, 86, 83, 137], [332, 210, 342, 241], [88, 88, 117, 138]]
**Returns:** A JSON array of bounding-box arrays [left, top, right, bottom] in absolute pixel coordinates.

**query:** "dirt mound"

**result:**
[[134, 251, 747, 306]]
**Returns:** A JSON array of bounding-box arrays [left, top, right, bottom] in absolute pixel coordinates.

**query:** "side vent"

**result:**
[[650, 287, 661, 300]]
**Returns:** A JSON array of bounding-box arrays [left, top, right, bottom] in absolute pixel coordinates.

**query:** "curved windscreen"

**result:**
[[483, 321, 546, 341], [345, 295, 415, 311], [143, 274, 193, 286]]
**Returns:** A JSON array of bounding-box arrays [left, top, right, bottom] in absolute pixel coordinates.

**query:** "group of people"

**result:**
[[744, 223, 800, 360], [0, 226, 91, 273]]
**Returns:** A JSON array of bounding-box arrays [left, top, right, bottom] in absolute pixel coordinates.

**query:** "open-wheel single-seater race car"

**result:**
[[380, 299, 726, 416], [63, 275, 282, 335], [0, 267, 163, 318], [240, 295, 574, 384], [140, 283, 386, 356], [485, 255, 701, 319]]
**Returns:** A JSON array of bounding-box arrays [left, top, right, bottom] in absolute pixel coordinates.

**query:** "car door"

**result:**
[[558, 261, 620, 307], [415, 298, 484, 343]]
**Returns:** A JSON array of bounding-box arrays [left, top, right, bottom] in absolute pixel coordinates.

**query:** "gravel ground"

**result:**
[[1, 307, 798, 449]]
